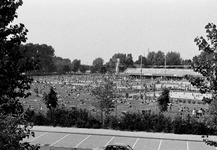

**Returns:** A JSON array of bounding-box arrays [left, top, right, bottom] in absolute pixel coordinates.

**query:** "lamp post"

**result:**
[[164, 54, 167, 81]]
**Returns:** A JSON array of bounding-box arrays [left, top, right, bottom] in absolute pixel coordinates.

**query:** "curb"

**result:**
[[31, 126, 205, 143]]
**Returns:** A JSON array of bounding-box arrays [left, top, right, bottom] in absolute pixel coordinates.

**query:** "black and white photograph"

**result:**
[[1, 0, 217, 150]]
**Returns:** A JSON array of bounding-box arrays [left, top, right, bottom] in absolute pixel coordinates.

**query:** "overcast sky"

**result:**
[[15, 0, 217, 65]]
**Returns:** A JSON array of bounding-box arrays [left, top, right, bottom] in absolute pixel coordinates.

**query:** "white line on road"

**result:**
[[75, 135, 91, 148], [187, 141, 189, 150], [105, 136, 115, 147], [29, 132, 48, 142], [158, 140, 162, 150], [132, 138, 139, 149], [50, 134, 70, 146]]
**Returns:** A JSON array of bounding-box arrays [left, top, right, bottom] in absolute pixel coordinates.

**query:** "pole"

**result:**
[[140, 55, 142, 88], [164, 54, 166, 81]]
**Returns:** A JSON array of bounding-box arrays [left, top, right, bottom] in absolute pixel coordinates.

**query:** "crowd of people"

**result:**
[[22, 74, 209, 116]]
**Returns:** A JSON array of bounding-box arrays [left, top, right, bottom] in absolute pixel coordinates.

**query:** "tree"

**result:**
[[100, 66, 107, 74], [147, 51, 156, 66], [107, 53, 133, 72], [189, 23, 217, 147], [166, 51, 182, 65], [125, 54, 134, 68], [155, 51, 165, 66], [79, 65, 88, 73], [181, 59, 192, 66], [91, 77, 116, 127], [20, 43, 56, 73], [71, 59, 81, 72], [157, 88, 170, 112], [0, 0, 39, 149], [62, 65, 70, 73], [134, 55, 147, 67], [43, 86, 58, 122], [43, 86, 58, 110], [53, 56, 71, 73], [92, 57, 104, 73]]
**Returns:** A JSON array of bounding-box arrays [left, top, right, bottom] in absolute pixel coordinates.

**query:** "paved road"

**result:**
[[23, 126, 217, 150]]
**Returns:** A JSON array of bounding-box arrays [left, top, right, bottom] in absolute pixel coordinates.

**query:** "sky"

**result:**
[[15, 0, 217, 65]]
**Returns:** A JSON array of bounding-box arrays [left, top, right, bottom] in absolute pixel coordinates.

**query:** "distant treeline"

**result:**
[[20, 43, 193, 74]]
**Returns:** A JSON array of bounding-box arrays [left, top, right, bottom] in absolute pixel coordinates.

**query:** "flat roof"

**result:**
[[124, 68, 202, 77]]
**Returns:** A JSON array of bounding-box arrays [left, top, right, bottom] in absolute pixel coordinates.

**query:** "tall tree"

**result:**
[[53, 56, 71, 73], [92, 57, 104, 73], [125, 54, 134, 68], [166, 51, 182, 65], [43, 86, 58, 121], [146, 51, 156, 66], [157, 88, 170, 112], [107, 53, 133, 72], [189, 23, 217, 147], [62, 65, 70, 73], [135, 55, 147, 67], [21, 43, 56, 73], [181, 59, 192, 66], [43, 87, 58, 110], [91, 77, 115, 127], [0, 0, 39, 149], [71, 59, 81, 72], [155, 51, 165, 66], [79, 65, 88, 73], [100, 66, 107, 74]]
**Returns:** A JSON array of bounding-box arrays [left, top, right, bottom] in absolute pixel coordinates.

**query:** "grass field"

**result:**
[[20, 81, 210, 118]]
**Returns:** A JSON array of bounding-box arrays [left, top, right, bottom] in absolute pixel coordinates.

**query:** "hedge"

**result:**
[[24, 107, 214, 135]]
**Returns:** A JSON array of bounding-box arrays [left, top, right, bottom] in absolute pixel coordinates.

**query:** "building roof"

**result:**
[[124, 68, 202, 77]]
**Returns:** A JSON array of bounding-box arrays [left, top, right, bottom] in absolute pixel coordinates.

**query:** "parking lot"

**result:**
[[23, 130, 216, 150]]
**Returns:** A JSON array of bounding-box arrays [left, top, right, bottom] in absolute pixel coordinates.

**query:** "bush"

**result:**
[[105, 115, 121, 130], [28, 106, 213, 136]]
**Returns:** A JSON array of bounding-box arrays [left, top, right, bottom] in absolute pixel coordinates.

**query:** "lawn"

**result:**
[[20, 81, 209, 118]]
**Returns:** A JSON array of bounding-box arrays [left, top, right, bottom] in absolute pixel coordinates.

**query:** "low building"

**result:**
[[123, 68, 202, 79]]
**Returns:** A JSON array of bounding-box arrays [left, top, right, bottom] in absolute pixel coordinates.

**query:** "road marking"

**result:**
[[75, 135, 91, 148], [132, 138, 139, 148], [158, 140, 162, 150], [187, 141, 189, 150], [29, 132, 48, 142], [50, 134, 70, 146], [105, 136, 115, 146]]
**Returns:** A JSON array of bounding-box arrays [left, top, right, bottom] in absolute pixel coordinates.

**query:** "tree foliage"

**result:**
[[155, 51, 165, 66], [0, 0, 39, 149], [134, 55, 147, 67], [91, 76, 116, 127], [189, 23, 217, 147], [106, 53, 134, 72], [92, 57, 104, 73], [43, 86, 58, 109], [79, 65, 89, 73], [157, 88, 170, 112], [166, 51, 182, 65], [53, 56, 71, 73], [71, 59, 81, 72], [20, 43, 56, 73], [91, 77, 115, 114]]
